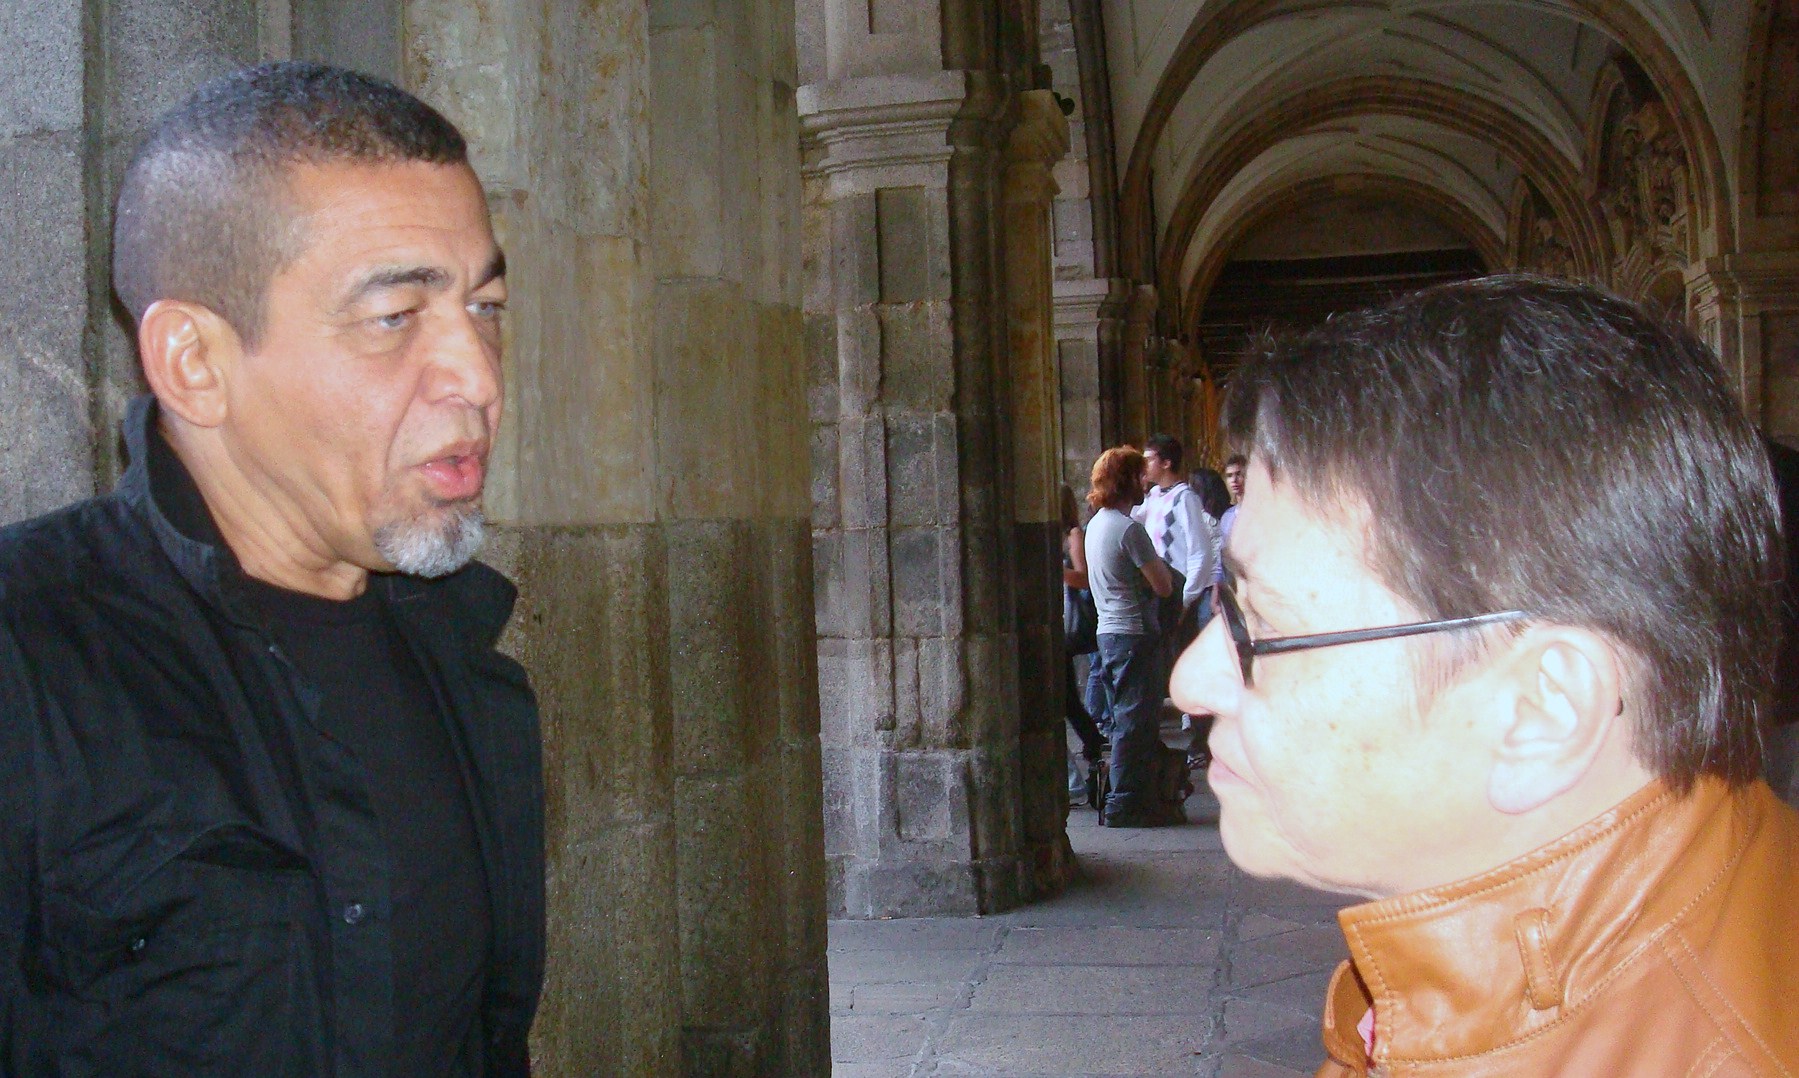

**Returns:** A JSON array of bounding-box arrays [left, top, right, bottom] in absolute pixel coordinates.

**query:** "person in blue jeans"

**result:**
[[1083, 446, 1174, 826]]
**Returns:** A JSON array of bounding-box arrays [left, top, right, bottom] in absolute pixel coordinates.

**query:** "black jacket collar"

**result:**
[[114, 395, 517, 645]]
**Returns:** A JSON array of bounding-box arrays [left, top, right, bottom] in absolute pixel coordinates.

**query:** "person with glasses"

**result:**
[[1171, 275, 1798, 1077]]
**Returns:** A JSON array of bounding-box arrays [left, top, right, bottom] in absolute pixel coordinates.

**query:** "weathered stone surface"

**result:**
[[878, 302, 956, 410], [0, 130, 92, 524], [483, 523, 684, 1077], [292, 0, 402, 80], [0, 0, 82, 137]]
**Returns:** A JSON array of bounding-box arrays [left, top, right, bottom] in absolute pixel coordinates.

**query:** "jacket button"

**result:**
[[126, 936, 148, 957], [342, 902, 366, 925]]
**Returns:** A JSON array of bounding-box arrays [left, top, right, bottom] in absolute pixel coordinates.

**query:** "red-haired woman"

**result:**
[[1084, 447, 1175, 827]]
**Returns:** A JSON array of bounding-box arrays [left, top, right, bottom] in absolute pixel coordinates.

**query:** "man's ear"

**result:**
[[137, 300, 241, 429], [1487, 628, 1628, 815]]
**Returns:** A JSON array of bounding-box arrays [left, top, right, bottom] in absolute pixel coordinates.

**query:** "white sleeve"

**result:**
[[1180, 494, 1216, 607]]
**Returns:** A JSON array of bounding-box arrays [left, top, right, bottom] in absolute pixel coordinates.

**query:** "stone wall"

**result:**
[[0, 0, 273, 525]]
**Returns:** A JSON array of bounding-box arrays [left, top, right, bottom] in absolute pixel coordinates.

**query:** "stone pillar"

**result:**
[[1051, 277, 1122, 490], [1691, 252, 1799, 440], [1120, 284, 1156, 442], [403, 4, 682, 1073], [0, 0, 266, 527], [802, 70, 986, 917], [1, 0, 100, 524], [406, 0, 828, 1073], [1003, 89, 1075, 897], [646, 1, 828, 1073], [1039, 0, 1127, 493], [801, 0, 1063, 915]]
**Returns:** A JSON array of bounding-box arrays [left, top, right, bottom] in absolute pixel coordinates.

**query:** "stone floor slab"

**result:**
[[992, 926, 1221, 966], [827, 724, 1352, 1077], [968, 964, 1217, 1015], [934, 1014, 1213, 1073], [830, 1013, 931, 1063]]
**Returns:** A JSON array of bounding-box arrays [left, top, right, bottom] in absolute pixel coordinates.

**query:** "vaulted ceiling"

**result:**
[[1100, 0, 1753, 337]]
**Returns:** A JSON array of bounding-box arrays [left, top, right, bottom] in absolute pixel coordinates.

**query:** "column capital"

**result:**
[[1052, 276, 1126, 333], [798, 71, 969, 190]]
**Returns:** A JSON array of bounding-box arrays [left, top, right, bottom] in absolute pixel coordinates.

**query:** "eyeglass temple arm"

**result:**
[[1250, 610, 1530, 656]]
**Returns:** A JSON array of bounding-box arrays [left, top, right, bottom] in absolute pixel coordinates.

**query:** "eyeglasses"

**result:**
[[1211, 579, 1528, 687]]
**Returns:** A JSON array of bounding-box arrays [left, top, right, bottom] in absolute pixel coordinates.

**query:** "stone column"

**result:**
[[1051, 277, 1122, 489], [646, 1, 828, 1073], [407, 0, 828, 1073], [1120, 284, 1157, 442], [1039, 0, 1127, 492], [802, 70, 987, 917], [403, 4, 682, 1073], [1003, 88, 1075, 897], [801, 0, 1062, 914], [1, 0, 100, 523]]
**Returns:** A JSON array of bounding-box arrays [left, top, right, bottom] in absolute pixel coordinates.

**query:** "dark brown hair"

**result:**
[[1087, 446, 1147, 512], [1145, 433, 1183, 473], [1223, 274, 1780, 788]]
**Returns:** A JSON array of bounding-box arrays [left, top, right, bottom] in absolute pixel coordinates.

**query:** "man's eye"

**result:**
[[373, 310, 414, 330], [469, 299, 507, 319]]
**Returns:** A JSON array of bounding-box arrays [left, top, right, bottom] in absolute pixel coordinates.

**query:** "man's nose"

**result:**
[[1170, 610, 1241, 718], [427, 309, 502, 409]]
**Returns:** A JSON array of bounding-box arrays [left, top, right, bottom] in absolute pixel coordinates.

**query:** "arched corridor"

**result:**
[[2, 0, 1796, 1074]]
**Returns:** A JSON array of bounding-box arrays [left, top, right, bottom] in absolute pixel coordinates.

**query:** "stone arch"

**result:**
[[1181, 173, 1506, 341], [1117, 0, 1735, 280], [1155, 76, 1608, 307]]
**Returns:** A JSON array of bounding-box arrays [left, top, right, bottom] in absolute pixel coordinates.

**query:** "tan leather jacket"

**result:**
[[1315, 778, 1799, 1077]]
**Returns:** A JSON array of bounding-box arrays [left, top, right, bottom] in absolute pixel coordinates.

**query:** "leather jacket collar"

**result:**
[[1322, 777, 1753, 1070]]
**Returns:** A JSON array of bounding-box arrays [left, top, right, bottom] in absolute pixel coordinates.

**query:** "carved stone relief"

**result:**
[[1592, 73, 1693, 301], [1512, 182, 1576, 280]]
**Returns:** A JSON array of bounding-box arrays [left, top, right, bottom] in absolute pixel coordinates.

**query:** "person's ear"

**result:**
[[1486, 627, 1627, 815], [137, 300, 241, 429]]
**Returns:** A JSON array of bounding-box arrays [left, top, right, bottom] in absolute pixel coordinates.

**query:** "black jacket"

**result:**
[[0, 398, 545, 1076]]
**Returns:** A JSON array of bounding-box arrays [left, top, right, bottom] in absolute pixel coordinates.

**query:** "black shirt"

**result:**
[[242, 577, 492, 1078]]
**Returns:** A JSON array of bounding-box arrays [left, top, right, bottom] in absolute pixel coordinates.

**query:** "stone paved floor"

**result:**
[[828, 733, 1355, 1078]]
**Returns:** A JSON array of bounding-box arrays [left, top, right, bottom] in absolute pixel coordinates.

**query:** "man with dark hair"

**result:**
[[1221, 453, 1246, 506], [1172, 275, 1799, 1075], [0, 62, 543, 1076], [1136, 434, 1217, 770]]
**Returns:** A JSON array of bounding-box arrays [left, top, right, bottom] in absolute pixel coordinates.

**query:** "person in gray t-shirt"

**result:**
[[1083, 446, 1174, 827], [1085, 503, 1160, 635]]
